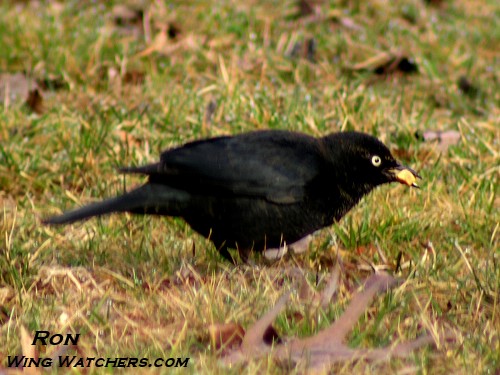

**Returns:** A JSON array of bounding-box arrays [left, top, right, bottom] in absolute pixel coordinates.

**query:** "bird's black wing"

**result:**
[[120, 131, 325, 204]]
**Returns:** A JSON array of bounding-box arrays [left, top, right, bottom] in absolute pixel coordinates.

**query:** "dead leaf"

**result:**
[[0, 73, 43, 112], [287, 0, 322, 20], [36, 74, 67, 91], [222, 272, 456, 370], [294, 263, 341, 308], [123, 70, 145, 85], [418, 130, 461, 151], [374, 56, 418, 75], [239, 291, 292, 359], [348, 52, 418, 75], [208, 323, 245, 352], [0, 306, 10, 326], [263, 325, 282, 345], [319, 264, 340, 308], [0, 285, 15, 305], [458, 75, 480, 97], [167, 22, 181, 39], [20, 326, 41, 374], [135, 28, 168, 58], [112, 4, 143, 31], [297, 271, 315, 301], [26, 88, 43, 113]]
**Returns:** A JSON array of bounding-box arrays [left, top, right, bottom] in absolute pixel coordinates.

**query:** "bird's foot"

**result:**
[[263, 235, 312, 260]]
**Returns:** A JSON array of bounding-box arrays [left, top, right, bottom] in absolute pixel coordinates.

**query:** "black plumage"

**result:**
[[44, 130, 420, 261]]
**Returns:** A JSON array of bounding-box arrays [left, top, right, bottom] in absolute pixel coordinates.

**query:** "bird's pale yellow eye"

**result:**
[[371, 155, 382, 167]]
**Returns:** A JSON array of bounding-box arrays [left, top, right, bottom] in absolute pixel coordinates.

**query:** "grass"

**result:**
[[0, 0, 498, 373]]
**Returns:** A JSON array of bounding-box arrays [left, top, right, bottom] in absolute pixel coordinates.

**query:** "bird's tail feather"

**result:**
[[118, 163, 161, 175], [43, 184, 188, 225]]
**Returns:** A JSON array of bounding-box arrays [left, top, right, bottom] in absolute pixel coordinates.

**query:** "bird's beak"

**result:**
[[387, 165, 421, 188]]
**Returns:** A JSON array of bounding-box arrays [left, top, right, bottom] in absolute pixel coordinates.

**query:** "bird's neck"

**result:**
[[331, 182, 375, 221]]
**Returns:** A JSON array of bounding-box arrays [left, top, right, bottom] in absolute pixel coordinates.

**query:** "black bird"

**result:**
[[44, 130, 420, 262]]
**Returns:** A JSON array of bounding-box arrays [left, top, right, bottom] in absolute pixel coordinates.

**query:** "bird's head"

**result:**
[[324, 131, 421, 193]]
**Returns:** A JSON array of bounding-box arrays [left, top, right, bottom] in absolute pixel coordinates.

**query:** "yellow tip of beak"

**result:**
[[396, 168, 420, 188]]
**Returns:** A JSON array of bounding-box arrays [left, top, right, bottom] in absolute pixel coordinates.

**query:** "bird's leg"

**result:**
[[217, 243, 238, 264], [264, 235, 312, 260], [217, 243, 252, 264], [263, 243, 288, 260], [237, 246, 250, 264], [289, 235, 312, 254]]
